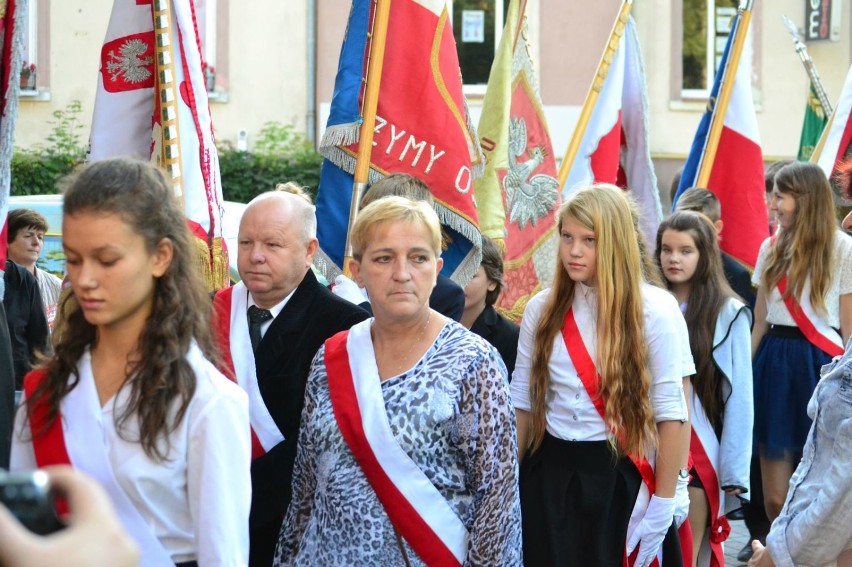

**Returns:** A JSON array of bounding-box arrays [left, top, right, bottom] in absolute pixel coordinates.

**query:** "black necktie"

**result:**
[[247, 305, 273, 352]]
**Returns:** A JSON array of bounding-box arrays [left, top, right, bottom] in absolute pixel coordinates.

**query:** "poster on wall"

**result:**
[[805, 0, 841, 42]]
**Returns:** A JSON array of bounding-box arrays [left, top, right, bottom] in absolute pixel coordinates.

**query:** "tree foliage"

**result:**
[[11, 105, 323, 204]]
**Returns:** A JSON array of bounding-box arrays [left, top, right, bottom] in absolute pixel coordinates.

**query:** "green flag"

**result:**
[[798, 84, 828, 161]]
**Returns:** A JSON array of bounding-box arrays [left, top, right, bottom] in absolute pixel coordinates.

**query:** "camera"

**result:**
[[0, 470, 64, 535]]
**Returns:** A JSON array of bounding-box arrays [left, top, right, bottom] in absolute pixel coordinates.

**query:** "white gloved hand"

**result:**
[[332, 275, 369, 305], [672, 474, 691, 527], [627, 494, 675, 567]]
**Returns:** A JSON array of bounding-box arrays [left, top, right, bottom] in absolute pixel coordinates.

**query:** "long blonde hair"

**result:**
[[528, 185, 656, 458], [762, 162, 837, 313]]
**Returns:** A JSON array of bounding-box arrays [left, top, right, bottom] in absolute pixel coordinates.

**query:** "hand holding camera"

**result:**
[[0, 466, 139, 567]]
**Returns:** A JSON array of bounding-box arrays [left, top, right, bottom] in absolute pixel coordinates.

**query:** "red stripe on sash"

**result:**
[[23, 370, 72, 469], [561, 308, 656, 495], [324, 331, 463, 567], [689, 429, 729, 567], [776, 276, 843, 357], [212, 286, 236, 381], [23, 370, 72, 516], [212, 286, 265, 460]]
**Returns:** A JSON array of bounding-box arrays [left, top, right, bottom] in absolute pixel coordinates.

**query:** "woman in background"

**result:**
[[461, 235, 520, 376]]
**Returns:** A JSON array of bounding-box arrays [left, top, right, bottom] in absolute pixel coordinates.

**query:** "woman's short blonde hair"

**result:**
[[350, 196, 442, 260]]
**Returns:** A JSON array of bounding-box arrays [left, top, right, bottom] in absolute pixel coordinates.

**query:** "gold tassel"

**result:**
[[192, 235, 230, 292]]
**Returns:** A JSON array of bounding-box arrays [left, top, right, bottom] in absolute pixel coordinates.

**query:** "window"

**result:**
[[450, 0, 510, 90], [19, 0, 39, 91], [681, 0, 737, 98], [193, 0, 228, 96]]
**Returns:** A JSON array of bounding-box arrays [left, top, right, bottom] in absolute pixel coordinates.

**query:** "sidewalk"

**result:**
[[724, 519, 752, 566]]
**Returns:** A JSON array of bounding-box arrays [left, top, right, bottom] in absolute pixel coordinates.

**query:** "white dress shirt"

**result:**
[[511, 283, 690, 441], [752, 232, 852, 328], [247, 287, 294, 339], [11, 344, 252, 567]]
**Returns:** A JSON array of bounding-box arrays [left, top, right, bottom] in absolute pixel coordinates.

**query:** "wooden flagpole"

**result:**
[[556, 0, 633, 189], [342, 0, 392, 277], [512, 0, 528, 53], [152, 0, 184, 200], [694, 0, 754, 188]]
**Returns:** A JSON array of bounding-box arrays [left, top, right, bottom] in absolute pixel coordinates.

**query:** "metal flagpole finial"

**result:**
[[781, 15, 800, 39]]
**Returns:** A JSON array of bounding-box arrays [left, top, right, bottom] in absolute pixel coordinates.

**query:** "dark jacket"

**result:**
[[471, 305, 520, 378], [220, 270, 368, 565], [722, 252, 755, 309], [3, 260, 48, 389], [0, 302, 15, 469]]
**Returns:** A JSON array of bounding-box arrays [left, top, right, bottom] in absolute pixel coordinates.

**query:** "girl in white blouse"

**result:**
[[11, 158, 251, 567], [511, 185, 691, 567], [751, 161, 852, 524]]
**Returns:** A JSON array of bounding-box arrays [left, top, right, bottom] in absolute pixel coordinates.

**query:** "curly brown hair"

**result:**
[[26, 157, 219, 461]]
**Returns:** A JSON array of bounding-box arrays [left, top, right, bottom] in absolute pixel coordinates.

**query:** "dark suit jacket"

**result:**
[[430, 274, 465, 322], [248, 269, 368, 528], [470, 305, 520, 378], [722, 252, 755, 309]]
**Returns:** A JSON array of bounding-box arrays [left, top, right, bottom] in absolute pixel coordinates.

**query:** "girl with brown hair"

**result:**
[[10, 157, 251, 567], [751, 161, 852, 523], [656, 210, 753, 566]]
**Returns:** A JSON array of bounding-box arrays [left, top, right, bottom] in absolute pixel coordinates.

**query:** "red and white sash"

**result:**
[[776, 275, 844, 357], [560, 308, 660, 567], [687, 393, 731, 567], [324, 320, 469, 567], [212, 282, 285, 459], [23, 368, 174, 567]]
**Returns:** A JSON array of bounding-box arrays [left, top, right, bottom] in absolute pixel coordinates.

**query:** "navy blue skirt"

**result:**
[[753, 327, 831, 460]]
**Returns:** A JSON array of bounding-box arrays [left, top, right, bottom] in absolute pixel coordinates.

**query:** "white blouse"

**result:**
[[511, 283, 691, 441], [752, 232, 852, 328], [11, 344, 251, 567]]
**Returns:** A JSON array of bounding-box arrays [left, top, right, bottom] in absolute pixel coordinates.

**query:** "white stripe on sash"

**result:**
[[346, 321, 469, 564], [689, 392, 726, 567], [785, 278, 844, 353], [228, 281, 285, 451], [63, 355, 174, 567]]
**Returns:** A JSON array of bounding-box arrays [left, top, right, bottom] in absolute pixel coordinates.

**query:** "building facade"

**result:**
[[14, 1, 852, 203]]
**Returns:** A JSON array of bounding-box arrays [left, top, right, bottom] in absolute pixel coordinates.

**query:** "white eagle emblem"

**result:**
[[106, 38, 153, 85], [503, 117, 560, 228]]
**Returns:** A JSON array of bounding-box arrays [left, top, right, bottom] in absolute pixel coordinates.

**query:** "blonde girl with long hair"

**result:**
[[751, 161, 852, 522], [511, 185, 691, 567]]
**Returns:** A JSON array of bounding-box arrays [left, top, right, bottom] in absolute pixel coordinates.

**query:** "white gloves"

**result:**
[[332, 275, 369, 305], [627, 494, 675, 567], [672, 475, 691, 527]]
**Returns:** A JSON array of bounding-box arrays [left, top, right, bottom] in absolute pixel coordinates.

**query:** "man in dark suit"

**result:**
[[212, 188, 368, 566]]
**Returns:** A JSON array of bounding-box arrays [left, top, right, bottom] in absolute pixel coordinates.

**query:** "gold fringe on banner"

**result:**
[[192, 235, 229, 292]]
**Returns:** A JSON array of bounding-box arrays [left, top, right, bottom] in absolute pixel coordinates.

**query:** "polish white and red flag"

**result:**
[[816, 64, 852, 199], [89, 0, 227, 289], [673, 11, 767, 268], [561, 16, 662, 248]]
